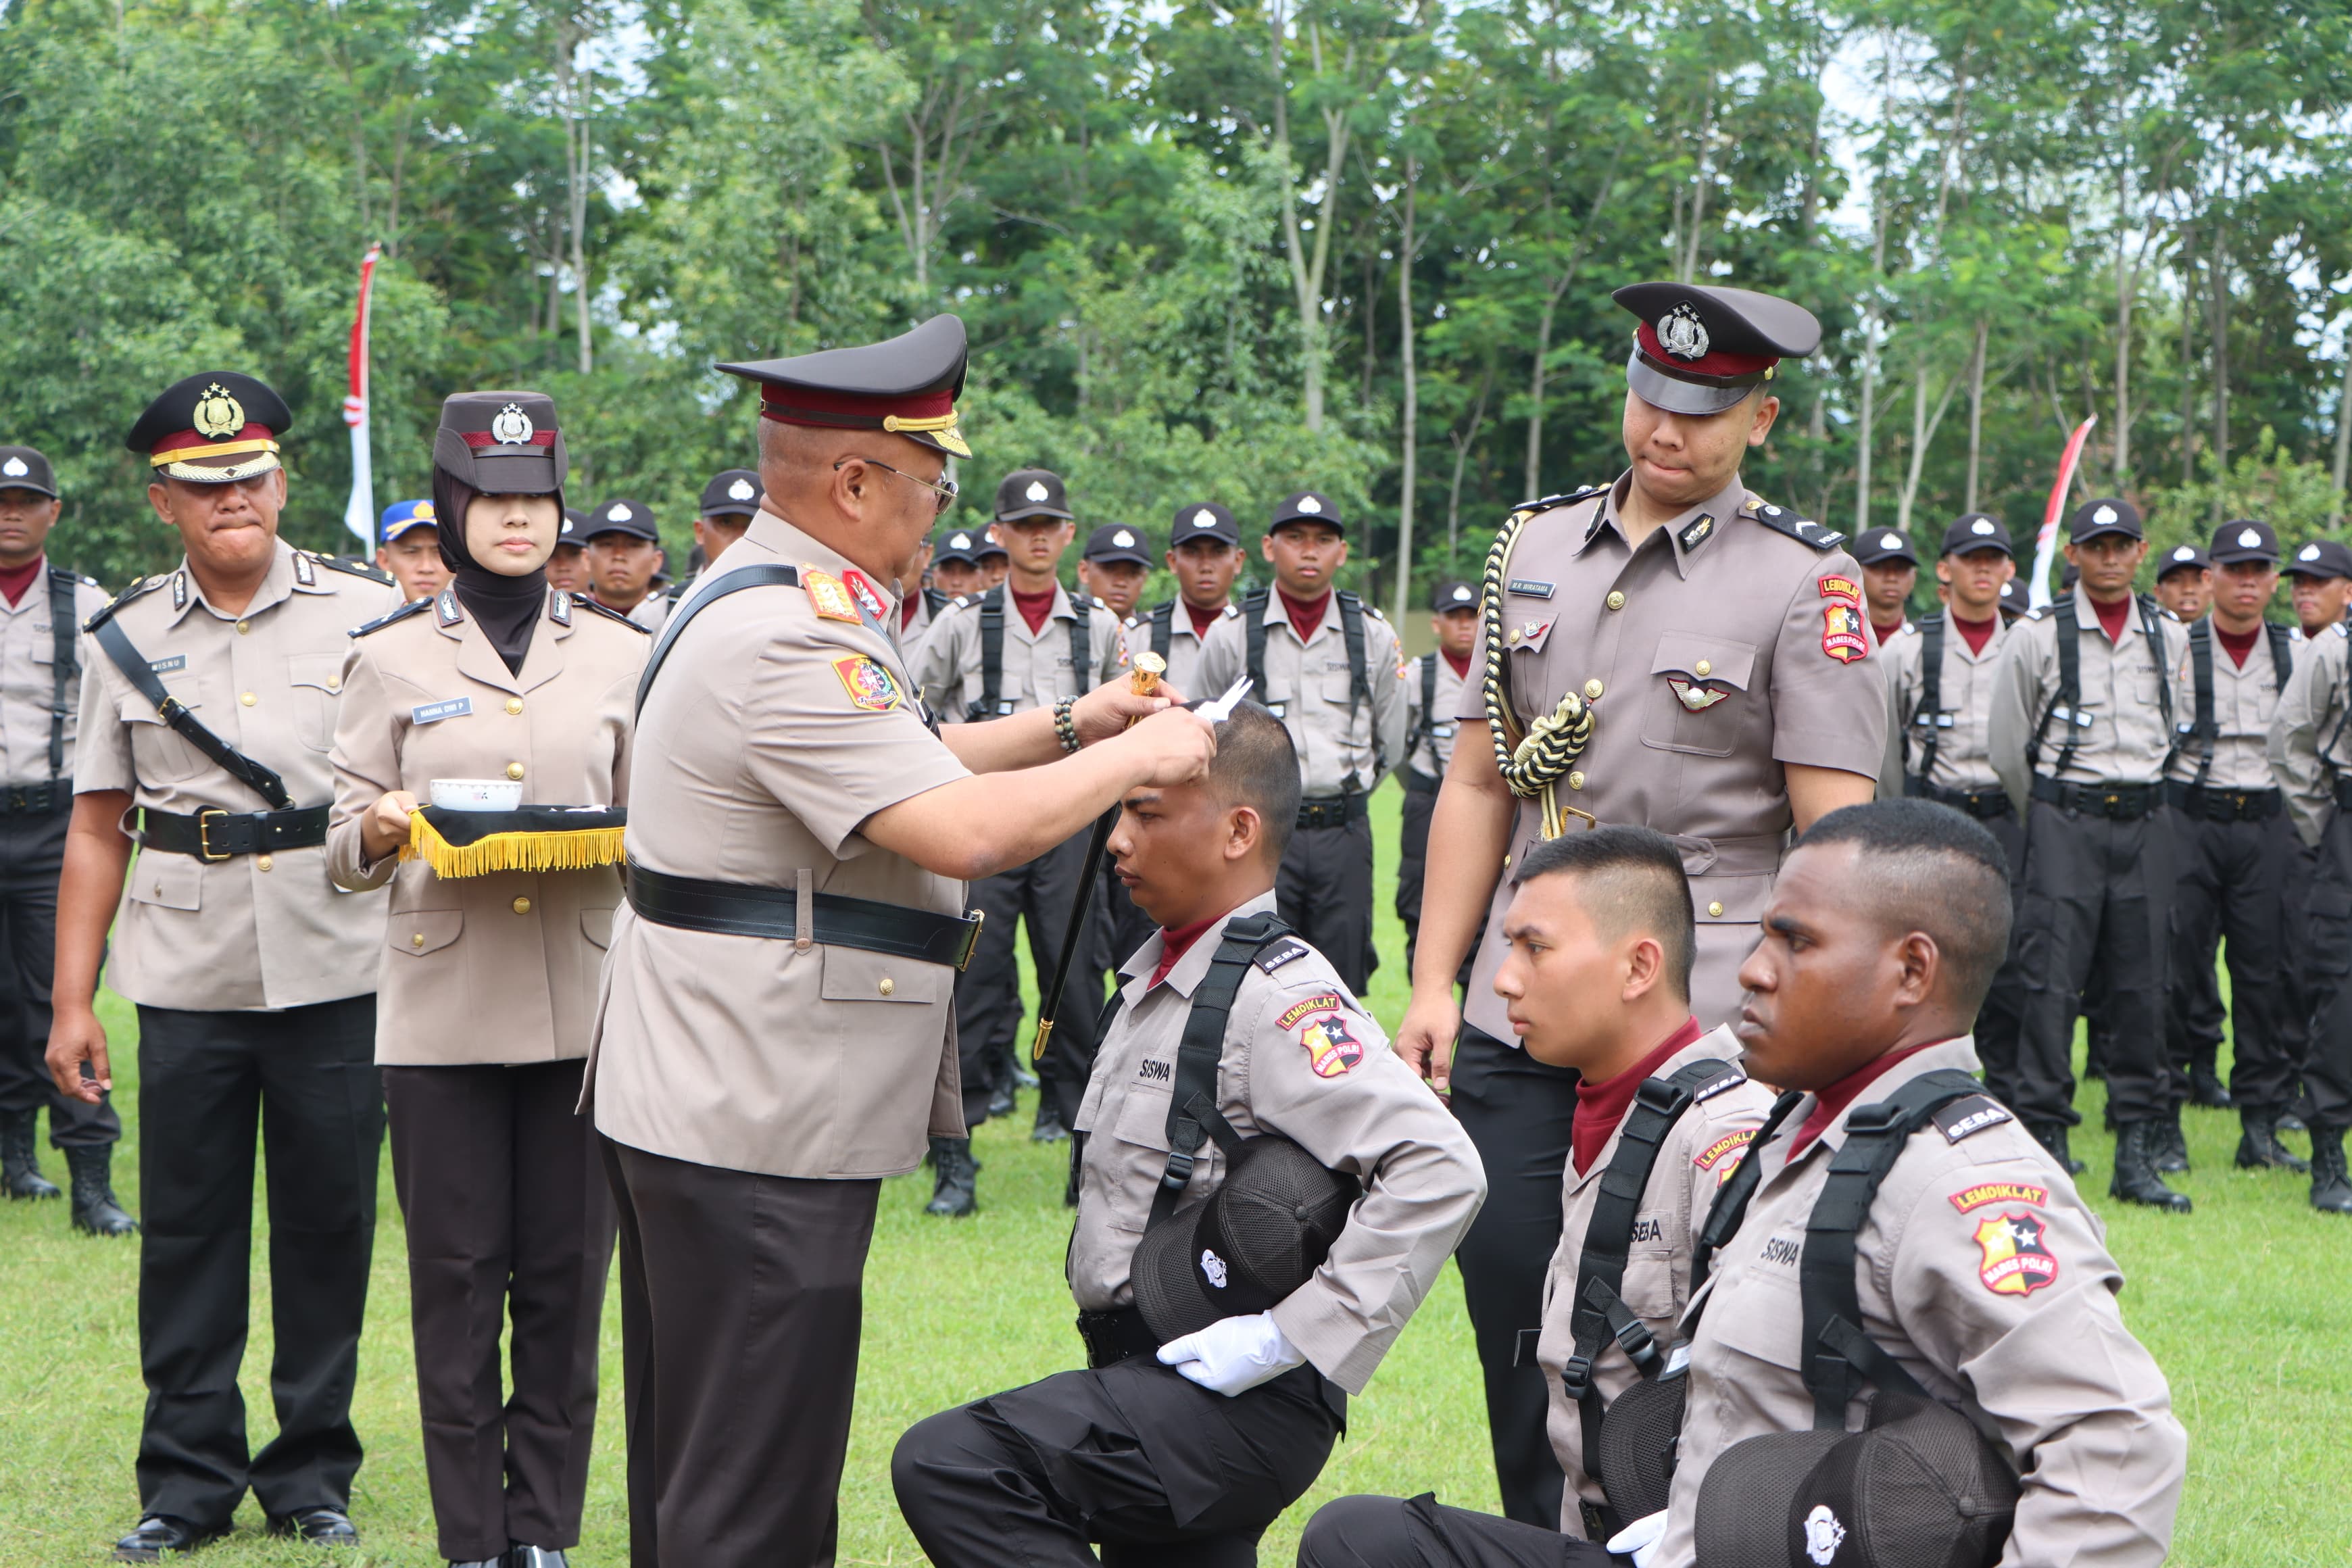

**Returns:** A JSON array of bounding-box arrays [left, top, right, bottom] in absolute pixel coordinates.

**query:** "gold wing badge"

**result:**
[[1481, 505, 1597, 839]]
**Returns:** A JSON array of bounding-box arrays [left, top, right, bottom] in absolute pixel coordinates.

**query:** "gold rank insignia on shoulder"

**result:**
[[833, 654, 904, 712], [804, 568, 862, 623], [191, 383, 245, 441]]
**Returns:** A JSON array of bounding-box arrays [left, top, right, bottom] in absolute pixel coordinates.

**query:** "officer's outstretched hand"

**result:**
[[1072, 679, 1185, 745], [46, 1006, 111, 1106], [1157, 1312, 1306, 1397], [1116, 706, 1219, 788], [1396, 989, 1463, 1096]]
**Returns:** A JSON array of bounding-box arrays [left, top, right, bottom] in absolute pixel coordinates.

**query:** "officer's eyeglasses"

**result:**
[[837, 457, 959, 516]]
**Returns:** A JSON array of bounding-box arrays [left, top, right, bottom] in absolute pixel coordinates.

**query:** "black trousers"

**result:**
[[134, 996, 382, 1530], [892, 1357, 1340, 1567], [1279, 814, 1376, 996], [1298, 1493, 1613, 1567], [1396, 775, 1437, 975], [1998, 803, 2177, 1127], [602, 1136, 879, 1568], [2164, 810, 2299, 1111], [2299, 811, 2352, 1127], [1964, 807, 2028, 1097], [0, 805, 119, 1146], [385, 1061, 612, 1561], [1444, 1027, 1579, 1527], [958, 829, 1108, 1128]]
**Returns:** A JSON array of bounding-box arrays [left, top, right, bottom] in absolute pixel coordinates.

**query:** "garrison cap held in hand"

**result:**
[[1083, 523, 1151, 566], [1171, 501, 1240, 547], [584, 498, 657, 543], [1940, 514, 2012, 558], [996, 468, 1071, 522], [718, 314, 969, 459], [2209, 519, 2278, 566], [2158, 542, 2211, 579], [1431, 578, 1477, 613], [2287, 538, 2352, 581], [701, 468, 763, 518], [1612, 283, 1821, 417], [1269, 490, 1344, 534], [1852, 529, 1918, 568], [434, 391, 566, 495], [2066, 497, 2142, 543], [127, 371, 293, 483], [0, 445, 57, 498]]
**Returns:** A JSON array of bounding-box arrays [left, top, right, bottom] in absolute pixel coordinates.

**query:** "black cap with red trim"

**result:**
[[1611, 284, 1822, 417], [433, 391, 566, 495], [717, 314, 970, 459], [126, 371, 293, 484]]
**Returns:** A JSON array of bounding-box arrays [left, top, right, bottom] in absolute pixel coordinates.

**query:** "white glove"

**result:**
[[1155, 1311, 1306, 1397], [1606, 1510, 1668, 1568]]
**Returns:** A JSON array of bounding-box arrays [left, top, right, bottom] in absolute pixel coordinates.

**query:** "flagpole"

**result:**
[[343, 243, 383, 552]]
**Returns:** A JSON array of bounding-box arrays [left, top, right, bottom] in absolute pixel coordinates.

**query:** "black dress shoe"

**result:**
[[114, 1515, 226, 1562], [508, 1546, 572, 1567], [266, 1507, 360, 1548]]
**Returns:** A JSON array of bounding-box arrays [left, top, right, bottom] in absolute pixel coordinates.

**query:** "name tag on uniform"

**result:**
[[148, 655, 187, 675], [412, 697, 472, 725], [2051, 705, 2096, 731], [1506, 578, 1555, 599], [1430, 722, 1456, 739], [1264, 701, 1287, 718]]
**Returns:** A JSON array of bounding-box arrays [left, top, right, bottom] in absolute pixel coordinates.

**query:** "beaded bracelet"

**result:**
[[1053, 695, 1082, 753]]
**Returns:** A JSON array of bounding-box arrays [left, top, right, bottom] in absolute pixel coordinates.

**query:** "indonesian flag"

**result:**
[[342, 243, 382, 550], [2030, 415, 2097, 610]]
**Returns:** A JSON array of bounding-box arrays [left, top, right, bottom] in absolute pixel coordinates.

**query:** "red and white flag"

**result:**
[[342, 243, 383, 550], [2030, 415, 2097, 610]]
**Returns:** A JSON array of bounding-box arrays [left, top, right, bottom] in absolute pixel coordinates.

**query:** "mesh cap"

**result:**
[[1131, 1134, 1358, 1344], [1596, 1367, 1692, 1524]]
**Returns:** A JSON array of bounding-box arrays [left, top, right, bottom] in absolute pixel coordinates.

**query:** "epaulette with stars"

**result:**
[[572, 593, 652, 632], [82, 572, 168, 633], [1740, 497, 1845, 552], [350, 597, 435, 638], [299, 550, 397, 587]]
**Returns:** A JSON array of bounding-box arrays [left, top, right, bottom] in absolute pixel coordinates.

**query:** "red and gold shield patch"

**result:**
[[832, 655, 904, 712], [1292, 1004, 1365, 1079], [1972, 1210, 2059, 1296], [1822, 602, 1869, 663]]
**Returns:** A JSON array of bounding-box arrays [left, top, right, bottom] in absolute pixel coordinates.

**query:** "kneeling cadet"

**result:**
[[1300, 827, 1774, 1564], [894, 700, 1485, 1564]]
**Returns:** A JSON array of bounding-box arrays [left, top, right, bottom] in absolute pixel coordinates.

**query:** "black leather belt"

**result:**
[[2030, 776, 2160, 821], [1076, 1306, 1160, 1369], [1400, 766, 1440, 795], [1910, 779, 2012, 819], [1296, 794, 1368, 830], [2167, 781, 2282, 822], [625, 862, 983, 970], [1, 782, 72, 815], [139, 805, 329, 861]]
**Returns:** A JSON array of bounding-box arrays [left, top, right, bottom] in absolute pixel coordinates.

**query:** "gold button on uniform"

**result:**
[[878, 977, 896, 996], [1506, 629, 1521, 645], [411, 933, 426, 949], [1584, 679, 1604, 700], [256, 855, 272, 872], [235, 619, 249, 635], [1708, 901, 1725, 918], [1605, 591, 1625, 612], [506, 762, 525, 781], [1567, 771, 1586, 790], [512, 897, 532, 915], [506, 697, 524, 715], [240, 691, 257, 706], [326, 679, 340, 691], [1695, 659, 1713, 677]]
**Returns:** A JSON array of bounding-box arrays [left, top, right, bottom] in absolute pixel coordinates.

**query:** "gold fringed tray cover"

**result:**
[[402, 806, 628, 879]]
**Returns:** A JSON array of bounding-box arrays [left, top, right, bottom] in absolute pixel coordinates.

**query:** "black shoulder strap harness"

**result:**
[[45, 566, 89, 782], [923, 585, 947, 620], [1561, 1057, 1745, 1476], [84, 583, 295, 810], [2266, 621, 2293, 695], [973, 587, 1096, 718], [1070, 592, 1096, 694], [635, 564, 802, 716], [1404, 653, 1439, 768], [2186, 618, 2217, 787], [1150, 912, 1310, 1227], [1903, 611, 1946, 790], [1149, 599, 1175, 662], [1244, 587, 1377, 788], [2027, 595, 2173, 779]]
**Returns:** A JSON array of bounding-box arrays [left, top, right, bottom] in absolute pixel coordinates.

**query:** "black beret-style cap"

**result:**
[[1430, 578, 1478, 613], [700, 468, 763, 518], [718, 315, 970, 459], [996, 468, 1072, 522], [1269, 490, 1344, 533], [2209, 519, 2278, 566], [0, 445, 57, 498], [2067, 497, 2143, 542], [583, 497, 657, 542], [433, 391, 566, 496], [127, 371, 294, 483], [1170, 501, 1240, 546], [1083, 523, 1152, 566], [2286, 538, 2352, 581], [1612, 283, 1821, 417], [1940, 514, 2013, 557], [1851, 529, 1919, 568]]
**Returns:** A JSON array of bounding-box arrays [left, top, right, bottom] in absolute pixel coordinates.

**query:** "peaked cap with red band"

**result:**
[[127, 371, 293, 484], [433, 390, 568, 495], [1612, 283, 1821, 417], [718, 314, 971, 459]]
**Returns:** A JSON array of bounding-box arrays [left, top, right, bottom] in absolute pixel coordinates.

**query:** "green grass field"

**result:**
[[1, 785, 2347, 1565]]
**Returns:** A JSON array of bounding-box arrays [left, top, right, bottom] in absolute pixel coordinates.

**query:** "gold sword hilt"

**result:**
[[1126, 650, 1166, 726]]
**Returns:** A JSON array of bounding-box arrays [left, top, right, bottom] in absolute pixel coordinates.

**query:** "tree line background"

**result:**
[[5, 0, 2352, 618]]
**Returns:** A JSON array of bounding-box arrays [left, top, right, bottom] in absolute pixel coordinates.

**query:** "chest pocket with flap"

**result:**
[[818, 945, 948, 1005], [287, 653, 345, 752], [1641, 633, 1758, 758], [119, 679, 209, 784]]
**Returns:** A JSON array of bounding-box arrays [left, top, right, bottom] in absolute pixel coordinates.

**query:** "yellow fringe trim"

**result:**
[[400, 811, 628, 879]]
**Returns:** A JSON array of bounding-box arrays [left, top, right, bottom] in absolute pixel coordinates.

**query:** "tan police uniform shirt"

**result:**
[[1880, 612, 2011, 796], [1657, 1037, 2186, 1568], [628, 583, 681, 634], [1987, 585, 2194, 816], [1123, 600, 1237, 700], [1070, 891, 1486, 1394], [0, 560, 105, 789], [587, 508, 973, 1179], [1402, 652, 1469, 778], [1193, 592, 1409, 799], [1451, 474, 1890, 1033], [908, 581, 1128, 721], [327, 587, 645, 1065], [1534, 1025, 1773, 1538], [2268, 621, 2351, 848], [2164, 620, 2290, 793], [73, 543, 403, 1010]]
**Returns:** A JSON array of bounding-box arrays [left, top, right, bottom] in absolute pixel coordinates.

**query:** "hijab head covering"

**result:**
[[430, 391, 567, 674]]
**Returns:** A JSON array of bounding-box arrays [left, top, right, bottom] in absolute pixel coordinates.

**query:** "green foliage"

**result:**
[[2142, 427, 2347, 563]]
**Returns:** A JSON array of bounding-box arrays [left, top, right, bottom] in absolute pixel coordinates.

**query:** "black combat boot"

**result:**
[[1000, 1042, 1038, 1092], [2109, 1121, 2192, 1212], [985, 1075, 1018, 1121], [2309, 1126, 2352, 1215], [68, 1146, 138, 1237], [2025, 1120, 2086, 1176], [2188, 1054, 2232, 1109], [2149, 1108, 2190, 1174], [925, 1136, 978, 1217], [2234, 1106, 2309, 1173], [1, 1110, 60, 1200], [1031, 1098, 1069, 1144]]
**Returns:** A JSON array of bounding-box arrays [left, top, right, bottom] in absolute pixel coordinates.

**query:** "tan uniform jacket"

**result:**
[[587, 510, 973, 1179], [1988, 586, 2193, 816], [2164, 619, 2290, 792], [2268, 622, 2351, 848], [895, 585, 941, 662], [1534, 1025, 1773, 1537], [0, 562, 105, 787], [327, 588, 645, 1064], [1070, 891, 1486, 1394], [1402, 652, 1469, 778], [1657, 1037, 2186, 1568], [74, 544, 401, 1010], [1193, 592, 1408, 798], [1450, 474, 1890, 1033], [908, 583, 1128, 721], [1880, 613, 2011, 795], [1121, 599, 1235, 700], [629, 583, 683, 634]]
